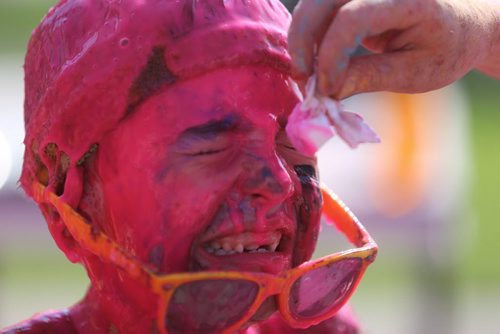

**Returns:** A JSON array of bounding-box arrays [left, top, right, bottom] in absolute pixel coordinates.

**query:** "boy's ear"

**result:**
[[33, 142, 97, 264], [38, 165, 85, 264], [40, 201, 82, 263]]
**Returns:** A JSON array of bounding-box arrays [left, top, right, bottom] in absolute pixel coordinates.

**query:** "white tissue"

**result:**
[[286, 75, 380, 156]]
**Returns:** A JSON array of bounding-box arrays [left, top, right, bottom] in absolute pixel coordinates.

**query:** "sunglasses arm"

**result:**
[[31, 181, 155, 285], [320, 184, 376, 248]]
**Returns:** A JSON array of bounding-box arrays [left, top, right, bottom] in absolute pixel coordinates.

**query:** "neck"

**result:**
[[69, 287, 114, 334], [70, 286, 160, 334], [69, 253, 159, 334]]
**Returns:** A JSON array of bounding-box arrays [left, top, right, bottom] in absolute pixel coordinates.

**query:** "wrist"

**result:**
[[474, 0, 500, 78]]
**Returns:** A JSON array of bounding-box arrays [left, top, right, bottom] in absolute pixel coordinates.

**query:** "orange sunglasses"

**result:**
[[32, 181, 377, 334]]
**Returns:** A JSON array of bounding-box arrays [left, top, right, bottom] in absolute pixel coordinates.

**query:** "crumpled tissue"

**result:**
[[286, 75, 380, 156]]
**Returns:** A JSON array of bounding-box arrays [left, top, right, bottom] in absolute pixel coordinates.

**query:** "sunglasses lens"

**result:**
[[289, 258, 362, 319], [165, 279, 259, 334]]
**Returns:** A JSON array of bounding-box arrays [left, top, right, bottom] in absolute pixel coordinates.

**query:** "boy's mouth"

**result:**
[[203, 231, 282, 255], [192, 217, 294, 275]]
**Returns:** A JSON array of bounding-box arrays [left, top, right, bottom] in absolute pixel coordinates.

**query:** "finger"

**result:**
[[334, 51, 453, 99], [363, 24, 425, 54], [362, 29, 407, 53], [288, 0, 352, 79], [317, 0, 423, 95]]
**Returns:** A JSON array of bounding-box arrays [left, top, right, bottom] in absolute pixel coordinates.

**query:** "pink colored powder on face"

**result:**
[[22, 0, 293, 194], [91, 66, 320, 275], [82, 76, 333, 332], [16, 1, 361, 333], [75, 65, 324, 332]]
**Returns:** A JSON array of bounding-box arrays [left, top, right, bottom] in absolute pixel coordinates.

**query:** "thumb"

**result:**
[[333, 51, 440, 99]]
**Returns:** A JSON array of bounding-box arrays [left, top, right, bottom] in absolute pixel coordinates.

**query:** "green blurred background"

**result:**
[[0, 1, 499, 333]]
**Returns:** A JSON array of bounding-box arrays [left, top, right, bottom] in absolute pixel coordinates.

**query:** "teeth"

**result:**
[[235, 244, 244, 253], [245, 245, 259, 251], [215, 249, 227, 256], [209, 248, 237, 256], [204, 232, 282, 256], [266, 204, 282, 217], [269, 240, 279, 252]]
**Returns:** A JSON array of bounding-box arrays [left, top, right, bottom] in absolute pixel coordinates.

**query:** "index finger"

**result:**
[[288, 0, 352, 79], [317, 0, 424, 95]]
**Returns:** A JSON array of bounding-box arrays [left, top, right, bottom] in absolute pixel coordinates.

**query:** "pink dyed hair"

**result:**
[[22, 0, 292, 198]]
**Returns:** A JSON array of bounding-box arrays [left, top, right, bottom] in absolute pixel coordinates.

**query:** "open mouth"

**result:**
[[204, 231, 282, 256], [191, 204, 296, 274], [192, 227, 293, 274]]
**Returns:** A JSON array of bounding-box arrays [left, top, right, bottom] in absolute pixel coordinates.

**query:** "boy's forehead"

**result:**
[[23, 0, 293, 179], [131, 66, 298, 133]]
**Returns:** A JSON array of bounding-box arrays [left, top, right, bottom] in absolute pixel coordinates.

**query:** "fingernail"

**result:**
[[294, 60, 307, 76], [318, 72, 331, 95], [338, 77, 356, 99], [296, 49, 307, 73], [354, 34, 363, 47], [337, 60, 347, 71], [291, 66, 308, 82]]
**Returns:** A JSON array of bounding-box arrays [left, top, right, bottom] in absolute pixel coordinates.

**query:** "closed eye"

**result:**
[[187, 147, 228, 156], [275, 130, 297, 152], [175, 115, 238, 157], [279, 143, 296, 151]]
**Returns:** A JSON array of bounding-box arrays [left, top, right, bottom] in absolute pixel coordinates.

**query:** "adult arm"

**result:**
[[288, 0, 500, 99], [476, 1, 500, 78]]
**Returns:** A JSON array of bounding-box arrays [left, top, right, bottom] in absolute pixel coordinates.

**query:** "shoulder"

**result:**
[[1, 309, 77, 334]]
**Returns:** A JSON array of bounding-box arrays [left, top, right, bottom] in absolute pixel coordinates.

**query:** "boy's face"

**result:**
[[90, 65, 322, 277]]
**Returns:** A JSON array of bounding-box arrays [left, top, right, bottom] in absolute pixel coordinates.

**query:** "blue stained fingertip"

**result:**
[[342, 34, 364, 57], [296, 48, 307, 73], [355, 34, 363, 46]]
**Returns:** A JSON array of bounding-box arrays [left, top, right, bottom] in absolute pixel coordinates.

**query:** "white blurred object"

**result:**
[[0, 130, 12, 190], [318, 86, 471, 231], [317, 84, 473, 334], [0, 56, 25, 194]]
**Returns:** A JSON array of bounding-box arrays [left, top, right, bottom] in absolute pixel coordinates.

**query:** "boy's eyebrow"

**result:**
[[179, 114, 240, 140]]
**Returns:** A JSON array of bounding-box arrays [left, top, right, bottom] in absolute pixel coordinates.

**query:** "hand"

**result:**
[[288, 0, 500, 99]]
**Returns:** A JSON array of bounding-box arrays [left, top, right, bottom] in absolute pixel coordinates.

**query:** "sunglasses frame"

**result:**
[[32, 181, 377, 334]]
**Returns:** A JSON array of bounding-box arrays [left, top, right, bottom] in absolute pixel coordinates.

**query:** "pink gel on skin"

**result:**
[[82, 65, 324, 333], [8, 0, 360, 333]]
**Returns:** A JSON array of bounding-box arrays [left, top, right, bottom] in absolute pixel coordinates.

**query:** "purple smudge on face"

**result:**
[[148, 244, 165, 273], [292, 164, 322, 266]]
